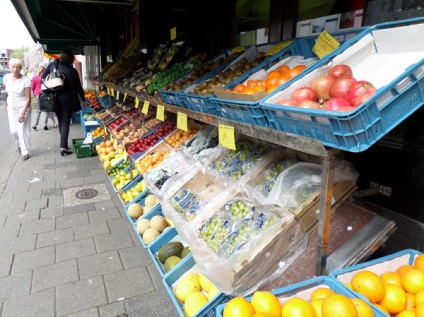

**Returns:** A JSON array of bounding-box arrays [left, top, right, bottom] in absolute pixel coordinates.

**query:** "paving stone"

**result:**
[[3, 200, 26, 215], [0, 270, 32, 301], [56, 238, 96, 262], [0, 234, 36, 255], [41, 187, 63, 197], [124, 289, 179, 317], [47, 195, 64, 207], [94, 232, 134, 253], [40, 205, 64, 219], [2, 288, 55, 317], [0, 252, 13, 277], [56, 212, 89, 230], [12, 246, 55, 273], [64, 203, 96, 216], [147, 263, 165, 291], [29, 181, 58, 192], [88, 207, 122, 223], [74, 221, 110, 240], [104, 266, 155, 303], [36, 227, 74, 248], [16, 189, 42, 202], [43, 173, 69, 182], [5, 208, 40, 225], [98, 301, 126, 317], [94, 200, 117, 209], [20, 218, 55, 236], [44, 162, 68, 170], [59, 177, 87, 188], [32, 259, 79, 292], [118, 246, 153, 269], [107, 218, 134, 233], [68, 170, 90, 179], [84, 174, 109, 184], [56, 276, 107, 316], [56, 165, 79, 173], [78, 250, 123, 279], [0, 223, 20, 241], [67, 307, 99, 317]]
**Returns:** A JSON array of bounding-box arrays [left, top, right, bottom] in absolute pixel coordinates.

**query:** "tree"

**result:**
[[10, 48, 27, 60]]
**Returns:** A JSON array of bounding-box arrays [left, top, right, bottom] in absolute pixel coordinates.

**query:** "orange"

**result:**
[[310, 298, 323, 317], [274, 74, 291, 86], [351, 298, 374, 317], [351, 270, 386, 303], [416, 289, 424, 307], [253, 85, 266, 92], [234, 84, 247, 93], [378, 283, 407, 314], [251, 291, 282, 317], [395, 310, 416, 317], [286, 65, 307, 79], [265, 77, 279, 90], [373, 303, 390, 315], [397, 265, 415, 276], [416, 302, 424, 316], [401, 269, 424, 294], [381, 271, 402, 287], [267, 71, 281, 79], [247, 79, 258, 87], [243, 87, 258, 94], [322, 293, 358, 317], [281, 297, 315, 317], [277, 65, 290, 74], [252, 314, 274, 317], [406, 292, 416, 309], [310, 287, 335, 301], [345, 283, 353, 290], [266, 85, 279, 95], [223, 297, 255, 317], [415, 254, 424, 272]]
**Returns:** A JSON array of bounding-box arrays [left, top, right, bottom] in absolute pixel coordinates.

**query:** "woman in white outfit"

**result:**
[[3, 58, 32, 160]]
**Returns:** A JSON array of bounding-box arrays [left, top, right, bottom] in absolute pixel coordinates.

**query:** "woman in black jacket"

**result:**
[[41, 50, 85, 156]]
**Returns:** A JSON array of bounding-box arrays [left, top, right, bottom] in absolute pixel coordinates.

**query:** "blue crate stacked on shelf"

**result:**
[[260, 17, 424, 152]]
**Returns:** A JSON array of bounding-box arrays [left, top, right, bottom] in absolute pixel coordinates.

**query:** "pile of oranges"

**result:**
[[229, 64, 307, 95], [91, 126, 106, 139], [222, 287, 374, 317], [340, 253, 424, 316]]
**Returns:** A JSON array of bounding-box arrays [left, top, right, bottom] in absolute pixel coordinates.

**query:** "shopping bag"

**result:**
[[41, 60, 65, 91], [39, 91, 58, 112]]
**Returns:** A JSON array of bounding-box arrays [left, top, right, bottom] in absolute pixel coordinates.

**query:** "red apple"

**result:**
[[291, 87, 317, 104]]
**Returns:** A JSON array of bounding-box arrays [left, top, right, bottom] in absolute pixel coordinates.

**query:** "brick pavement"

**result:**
[[0, 122, 179, 317]]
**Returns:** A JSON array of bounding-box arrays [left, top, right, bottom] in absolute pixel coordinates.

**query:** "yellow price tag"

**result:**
[[107, 87, 110, 94], [265, 41, 293, 56], [135, 97, 140, 108], [142, 100, 149, 114], [123, 152, 128, 161], [110, 88, 115, 97], [103, 127, 108, 135], [312, 30, 340, 59], [123, 92, 127, 102], [116, 91, 120, 100], [170, 27, 177, 41], [156, 105, 165, 121], [232, 47, 245, 53], [218, 124, 236, 150], [177, 112, 188, 132]]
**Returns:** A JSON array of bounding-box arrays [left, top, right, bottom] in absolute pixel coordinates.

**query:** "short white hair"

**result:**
[[9, 58, 22, 67]]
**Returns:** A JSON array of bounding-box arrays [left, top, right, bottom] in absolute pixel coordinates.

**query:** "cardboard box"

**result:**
[[292, 180, 358, 233], [213, 84, 267, 102]]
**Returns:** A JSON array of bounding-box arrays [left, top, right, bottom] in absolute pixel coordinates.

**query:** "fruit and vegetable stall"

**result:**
[[77, 17, 424, 317]]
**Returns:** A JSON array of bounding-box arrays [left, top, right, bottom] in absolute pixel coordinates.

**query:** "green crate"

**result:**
[[72, 138, 93, 158]]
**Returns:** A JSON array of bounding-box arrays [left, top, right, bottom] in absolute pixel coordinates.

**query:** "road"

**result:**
[[0, 100, 20, 192]]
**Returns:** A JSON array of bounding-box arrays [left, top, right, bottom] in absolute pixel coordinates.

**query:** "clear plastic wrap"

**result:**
[[186, 189, 309, 296], [143, 151, 202, 200]]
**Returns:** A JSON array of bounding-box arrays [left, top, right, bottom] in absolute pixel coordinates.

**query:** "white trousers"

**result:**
[[7, 106, 32, 156]]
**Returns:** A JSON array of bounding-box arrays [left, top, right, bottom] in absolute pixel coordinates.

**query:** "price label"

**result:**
[[170, 27, 177, 41], [110, 88, 115, 97], [123, 152, 128, 161], [156, 105, 165, 121], [265, 41, 293, 56], [177, 112, 188, 132], [103, 126, 108, 135], [123, 92, 127, 102], [313, 30, 340, 59], [218, 124, 235, 150], [107, 87, 110, 95], [116, 91, 120, 100], [135, 97, 140, 108], [232, 47, 245, 53], [142, 100, 149, 114]]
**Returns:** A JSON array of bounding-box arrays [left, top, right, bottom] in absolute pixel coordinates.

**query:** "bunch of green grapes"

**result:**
[[200, 216, 230, 252], [226, 200, 255, 219]]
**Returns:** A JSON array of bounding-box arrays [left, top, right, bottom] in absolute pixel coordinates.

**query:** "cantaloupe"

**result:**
[[136, 219, 150, 235], [128, 203, 143, 218], [145, 195, 157, 207], [150, 215, 167, 232], [143, 204, 154, 215], [143, 227, 160, 245]]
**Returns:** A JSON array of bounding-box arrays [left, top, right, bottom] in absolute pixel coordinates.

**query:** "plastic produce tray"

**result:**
[[147, 227, 180, 276], [117, 177, 150, 208], [133, 206, 171, 249], [72, 138, 93, 159], [210, 27, 367, 127], [98, 94, 116, 108], [215, 276, 386, 317], [260, 18, 424, 152], [162, 254, 232, 317]]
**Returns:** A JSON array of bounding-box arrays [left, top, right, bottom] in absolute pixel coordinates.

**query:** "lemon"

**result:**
[[184, 291, 208, 317]]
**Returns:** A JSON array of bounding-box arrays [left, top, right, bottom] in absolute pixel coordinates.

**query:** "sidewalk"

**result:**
[[0, 122, 179, 317]]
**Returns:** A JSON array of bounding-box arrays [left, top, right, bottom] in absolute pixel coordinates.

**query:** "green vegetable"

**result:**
[[157, 241, 184, 263]]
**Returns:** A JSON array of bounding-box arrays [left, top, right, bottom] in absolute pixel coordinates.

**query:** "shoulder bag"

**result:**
[[39, 89, 58, 112], [41, 60, 65, 91]]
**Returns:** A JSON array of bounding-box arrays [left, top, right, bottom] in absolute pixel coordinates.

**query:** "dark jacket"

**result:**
[[41, 60, 85, 111]]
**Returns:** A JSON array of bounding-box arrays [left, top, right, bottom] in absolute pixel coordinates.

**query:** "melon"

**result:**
[[142, 227, 160, 245], [136, 219, 150, 235], [150, 215, 167, 232], [175, 273, 201, 303], [184, 291, 208, 317], [145, 195, 157, 207], [127, 203, 143, 218], [143, 204, 154, 215]]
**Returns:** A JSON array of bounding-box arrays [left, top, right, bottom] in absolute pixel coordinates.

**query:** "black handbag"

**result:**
[[39, 90, 58, 112]]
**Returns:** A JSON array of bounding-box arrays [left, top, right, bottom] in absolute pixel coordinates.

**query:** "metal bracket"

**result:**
[[350, 181, 393, 200]]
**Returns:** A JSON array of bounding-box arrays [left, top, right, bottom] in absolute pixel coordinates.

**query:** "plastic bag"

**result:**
[[182, 125, 223, 165], [83, 132, 93, 144]]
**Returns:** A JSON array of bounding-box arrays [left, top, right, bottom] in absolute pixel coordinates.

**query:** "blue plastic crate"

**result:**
[[215, 276, 386, 317], [133, 206, 173, 249], [162, 254, 232, 317], [147, 227, 179, 276], [159, 90, 186, 108], [211, 98, 268, 126], [260, 18, 424, 152], [110, 164, 142, 193], [98, 94, 116, 108], [182, 93, 219, 115], [123, 194, 147, 224], [118, 177, 150, 208], [71, 111, 81, 124]]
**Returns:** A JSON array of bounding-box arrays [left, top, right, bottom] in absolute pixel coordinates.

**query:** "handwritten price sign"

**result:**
[[218, 124, 235, 150]]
